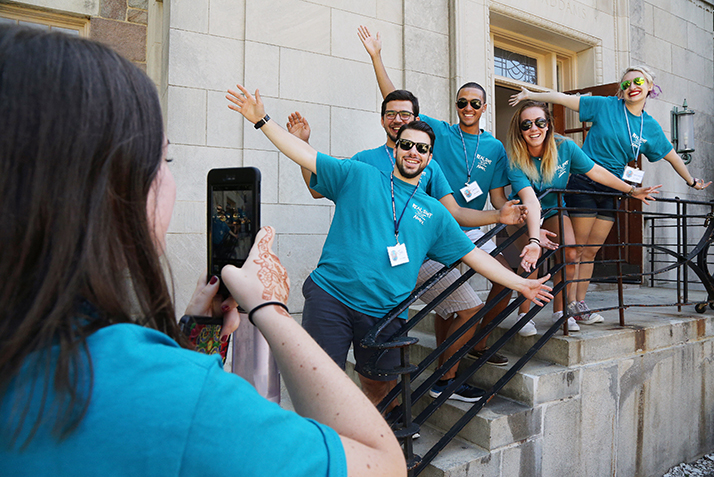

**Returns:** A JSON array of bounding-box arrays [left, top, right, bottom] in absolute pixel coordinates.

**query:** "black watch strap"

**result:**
[[254, 114, 271, 129]]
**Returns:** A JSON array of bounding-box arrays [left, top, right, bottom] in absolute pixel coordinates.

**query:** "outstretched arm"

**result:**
[[585, 163, 662, 204], [509, 86, 581, 111], [286, 112, 324, 199], [358, 25, 396, 99], [439, 194, 526, 227], [222, 227, 406, 477], [460, 247, 553, 307], [662, 149, 711, 191], [227, 85, 318, 173]]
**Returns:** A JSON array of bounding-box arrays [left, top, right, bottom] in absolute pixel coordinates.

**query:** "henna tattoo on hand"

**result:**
[[254, 227, 290, 302]]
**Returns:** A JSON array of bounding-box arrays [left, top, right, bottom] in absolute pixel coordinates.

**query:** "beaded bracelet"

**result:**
[[248, 301, 290, 326]]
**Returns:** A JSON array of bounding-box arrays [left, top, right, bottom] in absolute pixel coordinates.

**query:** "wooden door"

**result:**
[[552, 83, 643, 281]]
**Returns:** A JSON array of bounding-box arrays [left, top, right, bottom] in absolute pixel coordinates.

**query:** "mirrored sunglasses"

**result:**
[[456, 98, 482, 110], [620, 77, 646, 90], [519, 117, 548, 131], [397, 138, 431, 154]]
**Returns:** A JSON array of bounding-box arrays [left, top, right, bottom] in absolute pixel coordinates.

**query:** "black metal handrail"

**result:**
[[359, 188, 714, 475]]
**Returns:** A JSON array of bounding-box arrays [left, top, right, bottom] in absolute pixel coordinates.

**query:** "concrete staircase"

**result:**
[[341, 285, 714, 476]]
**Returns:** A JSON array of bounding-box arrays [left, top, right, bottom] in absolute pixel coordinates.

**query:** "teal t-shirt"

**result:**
[[351, 144, 453, 200], [579, 95, 673, 178], [508, 137, 595, 218], [420, 115, 510, 225], [309, 153, 475, 318], [1, 324, 347, 477]]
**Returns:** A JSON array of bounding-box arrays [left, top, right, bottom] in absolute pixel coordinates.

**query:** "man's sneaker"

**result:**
[[577, 300, 604, 324], [517, 313, 537, 336], [429, 378, 484, 402], [553, 311, 580, 332], [468, 348, 509, 366]]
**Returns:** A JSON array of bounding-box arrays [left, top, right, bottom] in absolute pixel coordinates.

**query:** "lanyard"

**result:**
[[390, 172, 421, 243], [623, 102, 644, 162], [383, 144, 394, 167], [458, 127, 481, 184]]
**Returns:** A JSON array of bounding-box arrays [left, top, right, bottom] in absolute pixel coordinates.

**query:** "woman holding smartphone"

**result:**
[[506, 101, 660, 336], [510, 66, 710, 322], [0, 26, 405, 477]]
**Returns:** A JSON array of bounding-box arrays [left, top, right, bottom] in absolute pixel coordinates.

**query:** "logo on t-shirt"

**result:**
[[556, 160, 569, 179], [412, 203, 433, 225], [476, 154, 492, 172], [631, 133, 648, 147]]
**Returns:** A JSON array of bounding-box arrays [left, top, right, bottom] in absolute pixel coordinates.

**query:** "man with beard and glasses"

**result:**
[[227, 83, 553, 412]]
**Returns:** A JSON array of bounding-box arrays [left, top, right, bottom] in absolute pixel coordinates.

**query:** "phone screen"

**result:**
[[210, 185, 256, 273]]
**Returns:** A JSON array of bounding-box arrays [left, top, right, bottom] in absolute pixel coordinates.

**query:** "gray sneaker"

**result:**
[[577, 300, 604, 324]]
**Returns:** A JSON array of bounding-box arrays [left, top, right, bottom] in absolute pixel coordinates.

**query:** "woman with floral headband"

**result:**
[[510, 65, 710, 324], [505, 101, 659, 336]]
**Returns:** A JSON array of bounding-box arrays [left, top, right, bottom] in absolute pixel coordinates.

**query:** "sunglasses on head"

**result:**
[[397, 138, 431, 154], [456, 98, 482, 110], [620, 76, 646, 90], [384, 110, 414, 121], [520, 117, 548, 131]]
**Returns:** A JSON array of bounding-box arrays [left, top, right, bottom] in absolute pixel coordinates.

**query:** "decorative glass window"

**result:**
[[494, 47, 538, 85], [0, 5, 88, 36]]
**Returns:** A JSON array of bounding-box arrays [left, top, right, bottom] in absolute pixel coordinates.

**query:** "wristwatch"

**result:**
[[254, 114, 271, 129]]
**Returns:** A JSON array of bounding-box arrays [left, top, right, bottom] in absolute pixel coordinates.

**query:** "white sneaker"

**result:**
[[577, 300, 604, 324], [518, 313, 537, 336], [553, 311, 580, 332]]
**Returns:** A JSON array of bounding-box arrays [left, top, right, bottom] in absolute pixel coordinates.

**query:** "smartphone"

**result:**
[[207, 167, 261, 297], [179, 315, 230, 364]]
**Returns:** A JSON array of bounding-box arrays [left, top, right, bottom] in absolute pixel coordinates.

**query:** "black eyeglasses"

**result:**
[[384, 110, 414, 121], [397, 138, 431, 154], [519, 117, 548, 131], [456, 98, 482, 110]]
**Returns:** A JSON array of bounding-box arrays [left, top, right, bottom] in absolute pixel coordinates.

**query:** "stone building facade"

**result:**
[[2, 0, 713, 313]]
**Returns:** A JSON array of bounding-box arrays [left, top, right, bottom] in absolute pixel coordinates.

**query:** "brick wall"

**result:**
[[90, 0, 148, 71]]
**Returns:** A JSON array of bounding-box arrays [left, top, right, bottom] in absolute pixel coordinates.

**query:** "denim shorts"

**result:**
[[565, 173, 622, 221], [301, 276, 403, 380]]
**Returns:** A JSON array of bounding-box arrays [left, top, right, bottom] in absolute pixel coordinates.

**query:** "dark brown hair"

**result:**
[[0, 25, 184, 445]]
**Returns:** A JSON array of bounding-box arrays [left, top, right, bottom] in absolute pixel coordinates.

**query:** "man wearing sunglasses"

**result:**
[[288, 89, 528, 402], [228, 83, 553, 415], [358, 25, 536, 370]]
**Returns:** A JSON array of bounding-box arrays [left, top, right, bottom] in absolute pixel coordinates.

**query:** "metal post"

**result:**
[[616, 195, 625, 326]]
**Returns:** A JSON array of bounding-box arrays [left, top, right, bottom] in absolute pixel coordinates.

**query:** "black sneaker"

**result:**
[[428, 378, 484, 403], [468, 349, 509, 366]]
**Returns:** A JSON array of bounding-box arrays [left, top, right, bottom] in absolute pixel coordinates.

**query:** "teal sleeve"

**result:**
[[425, 160, 453, 199], [579, 95, 606, 124], [564, 139, 595, 175]]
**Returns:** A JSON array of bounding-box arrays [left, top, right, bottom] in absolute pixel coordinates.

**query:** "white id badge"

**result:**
[[622, 166, 645, 184], [387, 243, 409, 267], [460, 181, 483, 202]]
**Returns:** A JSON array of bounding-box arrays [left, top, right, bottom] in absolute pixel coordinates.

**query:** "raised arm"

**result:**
[[661, 149, 711, 191], [460, 247, 553, 307], [509, 86, 581, 111], [221, 227, 406, 477], [357, 25, 396, 99], [585, 163, 662, 204], [226, 85, 318, 173], [286, 112, 324, 199]]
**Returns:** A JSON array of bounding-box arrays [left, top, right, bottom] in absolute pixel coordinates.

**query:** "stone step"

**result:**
[[409, 372, 541, 451]]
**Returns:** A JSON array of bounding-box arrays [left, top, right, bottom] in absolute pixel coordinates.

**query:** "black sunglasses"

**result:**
[[397, 138, 431, 155], [456, 98, 482, 110], [520, 117, 548, 131]]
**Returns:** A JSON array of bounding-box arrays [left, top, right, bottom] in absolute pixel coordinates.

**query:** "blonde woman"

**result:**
[[510, 66, 709, 323], [506, 101, 659, 336]]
